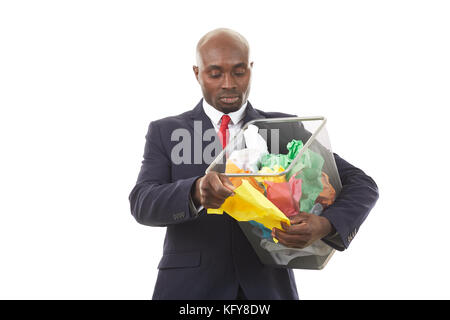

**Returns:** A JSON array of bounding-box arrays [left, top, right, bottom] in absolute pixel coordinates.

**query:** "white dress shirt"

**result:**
[[189, 99, 249, 216], [202, 98, 248, 147]]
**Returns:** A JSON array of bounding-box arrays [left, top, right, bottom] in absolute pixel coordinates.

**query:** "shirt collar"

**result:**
[[202, 98, 248, 126]]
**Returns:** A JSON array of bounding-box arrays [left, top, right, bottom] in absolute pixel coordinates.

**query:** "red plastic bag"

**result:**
[[265, 176, 302, 217]]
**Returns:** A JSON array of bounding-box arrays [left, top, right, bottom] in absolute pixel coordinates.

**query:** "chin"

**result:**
[[223, 106, 242, 113], [216, 101, 243, 114]]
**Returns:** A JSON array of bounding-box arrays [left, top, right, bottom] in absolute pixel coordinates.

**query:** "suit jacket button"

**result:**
[[173, 212, 185, 220]]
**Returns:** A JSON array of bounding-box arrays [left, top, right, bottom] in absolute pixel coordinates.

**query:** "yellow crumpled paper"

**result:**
[[207, 179, 290, 243], [254, 165, 287, 189], [256, 165, 286, 182]]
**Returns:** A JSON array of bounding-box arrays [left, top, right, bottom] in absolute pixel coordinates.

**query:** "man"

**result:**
[[129, 28, 379, 300]]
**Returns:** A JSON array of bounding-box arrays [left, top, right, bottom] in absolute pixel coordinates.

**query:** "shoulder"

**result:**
[[146, 106, 196, 140], [143, 108, 195, 145], [252, 107, 297, 119], [150, 109, 193, 128]]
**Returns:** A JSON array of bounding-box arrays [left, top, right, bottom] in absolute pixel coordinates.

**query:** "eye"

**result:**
[[209, 70, 222, 78], [234, 68, 246, 76]]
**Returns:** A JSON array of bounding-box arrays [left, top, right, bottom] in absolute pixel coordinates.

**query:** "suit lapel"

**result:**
[[242, 101, 265, 124], [187, 100, 220, 167], [185, 99, 266, 167], [189, 99, 215, 132]]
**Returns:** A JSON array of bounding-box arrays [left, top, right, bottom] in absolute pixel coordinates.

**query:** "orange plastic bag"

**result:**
[[225, 161, 265, 193], [315, 172, 336, 208]]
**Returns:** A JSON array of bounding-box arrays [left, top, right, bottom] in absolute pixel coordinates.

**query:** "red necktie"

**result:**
[[218, 115, 231, 149]]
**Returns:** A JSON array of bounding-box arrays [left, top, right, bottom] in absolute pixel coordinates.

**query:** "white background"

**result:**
[[1, 0, 449, 299]]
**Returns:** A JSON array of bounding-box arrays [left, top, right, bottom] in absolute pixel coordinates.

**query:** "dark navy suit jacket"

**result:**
[[129, 100, 379, 300]]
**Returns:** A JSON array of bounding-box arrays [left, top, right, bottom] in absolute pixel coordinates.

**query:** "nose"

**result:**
[[222, 73, 237, 90]]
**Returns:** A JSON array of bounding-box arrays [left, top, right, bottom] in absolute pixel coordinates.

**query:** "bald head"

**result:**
[[196, 28, 250, 68], [193, 28, 253, 113]]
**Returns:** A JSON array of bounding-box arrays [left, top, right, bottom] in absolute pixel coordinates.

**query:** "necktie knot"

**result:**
[[220, 115, 231, 129], [219, 115, 231, 148]]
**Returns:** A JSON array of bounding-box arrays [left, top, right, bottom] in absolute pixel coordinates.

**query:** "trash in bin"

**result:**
[[208, 179, 290, 243], [265, 176, 302, 217], [206, 116, 342, 269]]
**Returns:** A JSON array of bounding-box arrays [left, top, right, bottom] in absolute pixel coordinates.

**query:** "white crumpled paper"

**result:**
[[228, 125, 268, 172], [244, 125, 268, 154]]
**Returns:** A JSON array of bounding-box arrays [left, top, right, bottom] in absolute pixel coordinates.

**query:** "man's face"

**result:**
[[194, 41, 253, 114]]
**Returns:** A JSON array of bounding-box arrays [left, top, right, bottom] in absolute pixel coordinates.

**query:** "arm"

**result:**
[[288, 121, 379, 250], [129, 120, 202, 227], [271, 121, 379, 251], [272, 153, 379, 251], [320, 153, 379, 250]]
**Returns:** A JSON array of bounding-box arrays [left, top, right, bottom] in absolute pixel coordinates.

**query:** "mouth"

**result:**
[[219, 96, 240, 104]]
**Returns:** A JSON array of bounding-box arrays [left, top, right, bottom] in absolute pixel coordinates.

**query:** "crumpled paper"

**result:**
[[225, 161, 265, 193], [286, 139, 324, 181], [257, 139, 326, 213], [249, 220, 273, 239], [260, 154, 290, 171], [285, 140, 325, 212], [315, 172, 336, 209], [258, 140, 303, 180], [265, 176, 302, 217], [295, 167, 323, 213], [207, 179, 290, 242], [258, 139, 324, 182], [255, 165, 286, 187], [248, 173, 302, 238], [244, 125, 268, 154], [228, 149, 264, 173], [286, 139, 304, 160], [227, 125, 268, 173]]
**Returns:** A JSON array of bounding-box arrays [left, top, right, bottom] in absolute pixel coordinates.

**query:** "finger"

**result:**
[[213, 174, 234, 195], [219, 174, 236, 192], [273, 227, 307, 244], [274, 233, 307, 249], [298, 211, 311, 218], [281, 222, 290, 231], [281, 221, 310, 235], [204, 200, 225, 209], [202, 194, 228, 208], [209, 174, 234, 198], [203, 192, 229, 207], [289, 214, 307, 225]]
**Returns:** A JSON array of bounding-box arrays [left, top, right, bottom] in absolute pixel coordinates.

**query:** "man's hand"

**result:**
[[192, 172, 235, 209], [272, 212, 334, 248]]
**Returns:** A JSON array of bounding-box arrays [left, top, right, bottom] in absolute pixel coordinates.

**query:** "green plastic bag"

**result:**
[[287, 139, 304, 160], [258, 139, 325, 213], [287, 140, 325, 212], [260, 153, 291, 170]]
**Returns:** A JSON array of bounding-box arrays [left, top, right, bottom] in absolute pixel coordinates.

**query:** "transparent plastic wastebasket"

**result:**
[[206, 116, 342, 270]]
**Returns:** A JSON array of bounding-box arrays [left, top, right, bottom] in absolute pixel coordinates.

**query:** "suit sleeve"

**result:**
[[129, 121, 202, 227], [286, 121, 379, 251], [320, 153, 379, 251]]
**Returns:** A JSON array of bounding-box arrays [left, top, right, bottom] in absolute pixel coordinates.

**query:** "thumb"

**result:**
[[290, 211, 309, 224]]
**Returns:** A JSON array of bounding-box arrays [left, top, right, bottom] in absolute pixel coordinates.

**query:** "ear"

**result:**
[[193, 65, 200, 82]]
